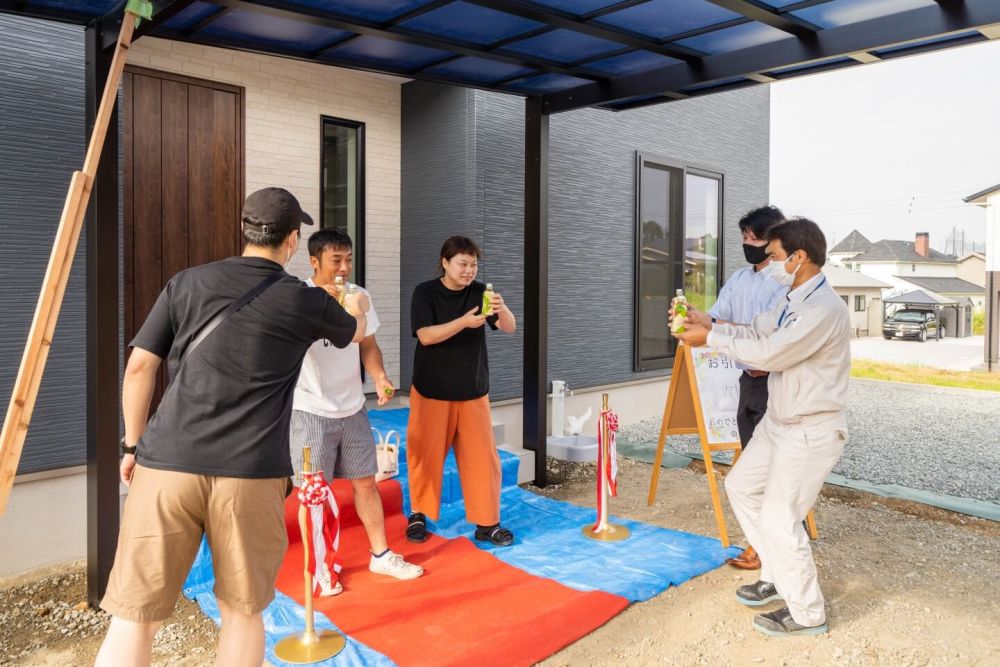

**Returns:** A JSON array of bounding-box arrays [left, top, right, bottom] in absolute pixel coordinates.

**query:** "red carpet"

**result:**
[[274, 479, 629, 667]]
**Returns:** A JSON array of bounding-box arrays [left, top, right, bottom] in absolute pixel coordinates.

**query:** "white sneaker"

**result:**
[[314, 563, 343, 596], [369, 550, 424, 580]]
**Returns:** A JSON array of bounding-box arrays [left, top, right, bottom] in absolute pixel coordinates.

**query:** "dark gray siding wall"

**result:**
[[399, 84, 526, 396], [544, 86, 770, 393], [400, 84, 487, 389], [402, 82, 770, 400], [0, 16, 87, 473]]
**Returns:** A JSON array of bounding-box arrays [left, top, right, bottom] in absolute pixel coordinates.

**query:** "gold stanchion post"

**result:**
[[274, 447, 347, 663], [582, 394, 630, 541]]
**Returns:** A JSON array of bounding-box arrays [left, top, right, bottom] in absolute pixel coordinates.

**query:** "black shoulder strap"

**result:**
[[181, 270, 284, 364]]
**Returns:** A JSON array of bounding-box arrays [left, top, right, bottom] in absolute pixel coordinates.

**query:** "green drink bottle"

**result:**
[[671, 289, 688, 333], [482, 283, 494, 316]]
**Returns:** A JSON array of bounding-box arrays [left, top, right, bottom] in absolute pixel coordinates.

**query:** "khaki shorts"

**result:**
[[101, 465, 288, 623]]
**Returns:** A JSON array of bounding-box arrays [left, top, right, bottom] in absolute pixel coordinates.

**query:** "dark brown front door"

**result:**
[[123, 67, 244, 406]]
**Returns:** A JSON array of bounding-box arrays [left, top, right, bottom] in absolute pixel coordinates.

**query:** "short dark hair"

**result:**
[[308, 228, 353, 259], [438, 235, 482, 274], [242, 223, 296, 249], [738, 205, 785, 239], [766, 217, 827, 268]]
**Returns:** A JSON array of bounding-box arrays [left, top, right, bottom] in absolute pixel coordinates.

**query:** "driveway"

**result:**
[[851, 335, 985, 371]]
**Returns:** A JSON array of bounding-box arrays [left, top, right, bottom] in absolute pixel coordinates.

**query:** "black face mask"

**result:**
[[743, 243, 769, 265]]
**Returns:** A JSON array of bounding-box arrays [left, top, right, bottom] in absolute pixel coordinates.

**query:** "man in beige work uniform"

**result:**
[[674, 217, 850, 638]]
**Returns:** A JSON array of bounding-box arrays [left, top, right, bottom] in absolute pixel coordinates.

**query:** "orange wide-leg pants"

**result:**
[[406, 387, 501, 526]]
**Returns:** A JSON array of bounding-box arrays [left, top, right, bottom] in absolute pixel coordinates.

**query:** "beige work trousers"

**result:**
[[725, 413, 847, 627]]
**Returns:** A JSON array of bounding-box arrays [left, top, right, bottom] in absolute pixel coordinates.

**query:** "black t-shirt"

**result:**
[[410, 279, 499, 401], [131, 256, 357, 478]]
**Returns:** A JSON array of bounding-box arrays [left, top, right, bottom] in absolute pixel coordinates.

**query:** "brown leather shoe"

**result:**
[[726, 546, 761, 570]]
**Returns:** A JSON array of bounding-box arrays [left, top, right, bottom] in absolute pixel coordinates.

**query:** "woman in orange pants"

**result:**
[[406, 236, 517, 546]]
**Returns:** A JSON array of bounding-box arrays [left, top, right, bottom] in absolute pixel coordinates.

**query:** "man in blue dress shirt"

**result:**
[[707, 205, 787, 570]]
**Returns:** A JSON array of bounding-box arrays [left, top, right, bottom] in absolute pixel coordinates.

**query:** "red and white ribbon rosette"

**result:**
[[298, 471, 342, 592], [593, 408, 620, 532]]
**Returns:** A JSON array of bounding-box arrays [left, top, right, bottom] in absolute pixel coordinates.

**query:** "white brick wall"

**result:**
[[128, 39, 403, 382]]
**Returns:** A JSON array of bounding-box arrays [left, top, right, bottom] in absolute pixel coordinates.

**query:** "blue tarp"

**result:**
[[182, 406, 739, 664], [370, 408, 741, 602]]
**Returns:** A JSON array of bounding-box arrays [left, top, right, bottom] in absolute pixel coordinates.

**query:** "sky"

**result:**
[[769, 37, 1000, 255]]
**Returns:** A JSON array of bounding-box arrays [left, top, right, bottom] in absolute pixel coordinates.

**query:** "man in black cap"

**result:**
[[96, 188, 368, 667]]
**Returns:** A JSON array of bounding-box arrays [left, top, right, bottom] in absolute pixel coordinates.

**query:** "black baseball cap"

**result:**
[[241, 187, 314, 234]]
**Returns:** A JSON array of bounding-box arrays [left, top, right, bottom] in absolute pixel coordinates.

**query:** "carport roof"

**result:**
[[895, 276, 984, 295], [883, 289, 958, 306], [4, 0, 1000, 112]]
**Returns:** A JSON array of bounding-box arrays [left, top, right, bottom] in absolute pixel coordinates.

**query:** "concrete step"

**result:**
[[492, 421, 505, 445], [497, 444, 536, 485]]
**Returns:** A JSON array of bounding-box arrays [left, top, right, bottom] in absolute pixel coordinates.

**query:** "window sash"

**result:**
[[320, 116, 365, 285], [634, 152, 723, 372]]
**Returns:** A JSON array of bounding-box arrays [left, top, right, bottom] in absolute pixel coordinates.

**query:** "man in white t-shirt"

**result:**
[[291, 229, 422, 592]]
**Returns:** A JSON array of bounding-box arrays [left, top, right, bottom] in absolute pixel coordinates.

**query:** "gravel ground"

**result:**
[[619, 378, 1000, 503], [536, 458, 1000, 667], [0, 566, 218, 666]]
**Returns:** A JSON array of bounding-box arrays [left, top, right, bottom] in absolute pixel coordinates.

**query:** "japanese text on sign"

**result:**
[[691, 349, 742, 444]]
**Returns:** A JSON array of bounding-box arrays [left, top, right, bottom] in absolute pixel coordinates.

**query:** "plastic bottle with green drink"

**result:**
[[670, 289, 688, 334], [482, 283, 495, 316]]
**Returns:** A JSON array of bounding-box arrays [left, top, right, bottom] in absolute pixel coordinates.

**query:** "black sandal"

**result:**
[[407, 512, 430, 543], [474, 524, 514, 547]]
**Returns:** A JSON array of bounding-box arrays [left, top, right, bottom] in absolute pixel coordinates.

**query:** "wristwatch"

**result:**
[[120, 437, 137, 456], [710, 316, 718, 324]]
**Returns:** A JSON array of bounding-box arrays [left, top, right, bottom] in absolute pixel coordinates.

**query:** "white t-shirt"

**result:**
[[293, 278, 380, 419]]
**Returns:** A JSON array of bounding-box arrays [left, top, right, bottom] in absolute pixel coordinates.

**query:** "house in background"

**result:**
[[957, 251, 987, 287], [835, 232, 958, 292], [828, 229, 873, 267], [822, 263, 889, 337], [964, 183, 1000, 369], [827, 230, 984, 337]]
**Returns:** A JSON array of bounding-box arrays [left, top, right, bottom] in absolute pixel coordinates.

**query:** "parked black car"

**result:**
[[883, 309, 940, 342]]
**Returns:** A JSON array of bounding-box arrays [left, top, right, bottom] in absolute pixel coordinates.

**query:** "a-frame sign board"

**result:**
[[646, 343, 817, 548]]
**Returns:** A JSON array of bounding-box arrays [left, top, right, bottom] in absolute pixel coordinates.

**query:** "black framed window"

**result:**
[[855, 295, 866, 312], [321, 116, 364, 284], [634, 153, 723, 371]]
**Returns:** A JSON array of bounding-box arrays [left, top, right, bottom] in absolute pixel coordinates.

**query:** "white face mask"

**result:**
[[284, 232, 298, 266], [768, 254, 799, 286]]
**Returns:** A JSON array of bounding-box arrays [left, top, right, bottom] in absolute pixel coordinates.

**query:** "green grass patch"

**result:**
[[851, 359, 1000, 392]]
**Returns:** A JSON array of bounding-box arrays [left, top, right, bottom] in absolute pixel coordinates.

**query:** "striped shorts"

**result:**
[[289, 408, 378, 482]]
